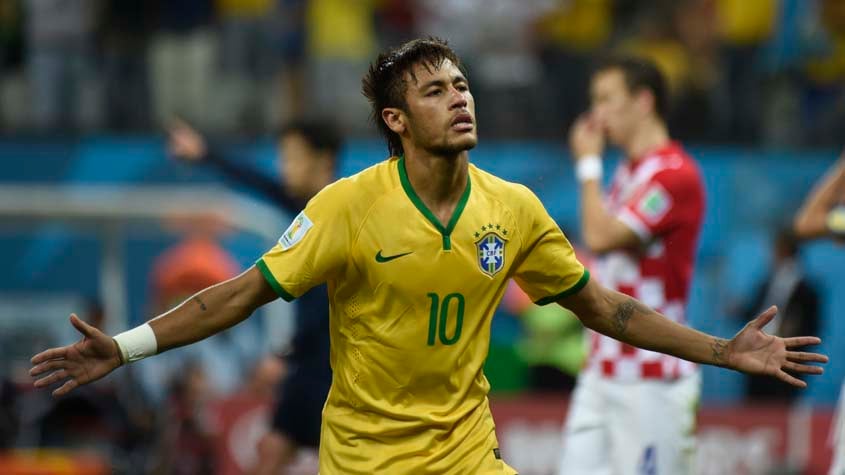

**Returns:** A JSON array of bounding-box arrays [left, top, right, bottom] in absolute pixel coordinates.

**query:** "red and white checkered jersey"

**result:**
[[587, 141, 705, 381]]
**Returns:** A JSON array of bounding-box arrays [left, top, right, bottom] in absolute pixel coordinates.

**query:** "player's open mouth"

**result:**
[[451, 113, 474, 132]]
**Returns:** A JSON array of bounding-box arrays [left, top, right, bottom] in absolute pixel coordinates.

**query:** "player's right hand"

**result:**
[[569, 113, 605, 160], [30, 314, 123, 397], [167, 118, 207, 162]]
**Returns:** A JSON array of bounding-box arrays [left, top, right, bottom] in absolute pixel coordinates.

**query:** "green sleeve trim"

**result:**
[[256, 258, 296, 302], [534, 269, 591, 306]]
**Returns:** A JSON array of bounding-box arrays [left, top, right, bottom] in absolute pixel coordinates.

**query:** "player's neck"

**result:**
[[403, 150, 469, 224], [624, 121, 670, 163]]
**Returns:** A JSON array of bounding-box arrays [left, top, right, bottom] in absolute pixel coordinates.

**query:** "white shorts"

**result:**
[[558, 370, 700, 475], [831, 381, 845, 475]]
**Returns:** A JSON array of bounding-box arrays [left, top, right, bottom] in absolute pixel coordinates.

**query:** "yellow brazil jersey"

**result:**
[[257, 157, 588, 474]]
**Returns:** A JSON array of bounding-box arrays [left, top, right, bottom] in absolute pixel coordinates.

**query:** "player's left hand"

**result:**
[[569, 113, 605, 160], [30, 314, 123, 397], [725, 306, 827, 387]]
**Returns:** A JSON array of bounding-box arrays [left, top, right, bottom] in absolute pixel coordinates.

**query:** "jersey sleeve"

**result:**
[[616, 167, 696, 242], [511, 186, 589, 305], [256, 180, 354, 301]]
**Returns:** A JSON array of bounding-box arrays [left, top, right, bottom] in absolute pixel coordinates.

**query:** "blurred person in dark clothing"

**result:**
[[167, 118, 340, 474], [740, 228, 819, 402], [794, 150, 845, 475]]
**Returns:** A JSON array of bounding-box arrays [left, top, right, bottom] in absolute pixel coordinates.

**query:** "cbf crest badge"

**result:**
[[475, 230, 506, 277]]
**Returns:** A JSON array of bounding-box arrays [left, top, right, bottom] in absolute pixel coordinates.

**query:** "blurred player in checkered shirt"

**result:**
[[559, 56, 705, 475]]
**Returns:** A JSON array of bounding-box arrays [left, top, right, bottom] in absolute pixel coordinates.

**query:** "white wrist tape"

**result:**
[[113, 323, 158, 363], [576, 155, 603, 183]]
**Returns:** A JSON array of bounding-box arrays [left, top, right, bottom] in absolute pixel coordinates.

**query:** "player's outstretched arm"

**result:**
[[30, 265, 277, 397], [558, 279, 828, 387], [794, 152, 845, 239]]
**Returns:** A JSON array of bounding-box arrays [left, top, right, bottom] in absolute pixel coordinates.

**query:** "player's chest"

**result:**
[[351, 201, 518, 292]]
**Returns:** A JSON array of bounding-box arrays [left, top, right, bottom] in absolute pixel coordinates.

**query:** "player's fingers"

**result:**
[[571, 113, 589, 132], [33, 370, 68, 389], [52, 379, 79, 398], [783, 336, 822, 348], [31, 347, 67, 365], [786, 351, 828, 363], [167, 115, 188, 131], [782, 361, 823, 375], [775, 369, 807, 388], [70, 314, 96, 338], [30, 359, 68, 378], [749, 306, 777, 330]]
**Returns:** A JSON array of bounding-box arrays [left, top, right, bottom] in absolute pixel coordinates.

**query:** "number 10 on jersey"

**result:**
[[427, 293, 465, 346]]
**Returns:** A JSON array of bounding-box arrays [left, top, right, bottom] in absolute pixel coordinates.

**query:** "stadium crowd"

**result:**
[[0, 0, 843, 145]]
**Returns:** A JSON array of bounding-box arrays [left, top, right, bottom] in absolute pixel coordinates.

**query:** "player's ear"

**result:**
[[382, 108, 406, 135], [636, 89, 655, 117]]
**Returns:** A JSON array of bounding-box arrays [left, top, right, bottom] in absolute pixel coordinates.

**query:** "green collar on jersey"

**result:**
[[397, 156, 471, 251]]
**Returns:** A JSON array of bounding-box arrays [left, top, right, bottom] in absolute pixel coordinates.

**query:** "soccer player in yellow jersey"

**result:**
[[31, 38, 828, 474]]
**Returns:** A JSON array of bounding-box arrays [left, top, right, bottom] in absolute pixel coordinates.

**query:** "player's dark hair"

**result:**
[[593, 56, 669, 121], [278, 119, 343, 164], [362, 37, 465, 157]]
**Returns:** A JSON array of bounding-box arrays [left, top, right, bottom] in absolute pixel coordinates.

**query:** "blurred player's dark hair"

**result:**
[[362, 37, 465, 157], [593, 56, 669, 122], [277, 119, 343, 162]]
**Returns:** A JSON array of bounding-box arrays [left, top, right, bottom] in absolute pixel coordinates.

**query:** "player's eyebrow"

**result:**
[[418, 75, 468, 91]]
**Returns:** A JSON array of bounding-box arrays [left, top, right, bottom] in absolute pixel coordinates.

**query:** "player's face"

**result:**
[[402, 59, 477, 155], [590, 69, 640, 146], [279, 133, 322, 200]]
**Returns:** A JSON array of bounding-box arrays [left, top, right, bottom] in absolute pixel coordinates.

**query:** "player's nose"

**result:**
[[448, 87, 468, 109]]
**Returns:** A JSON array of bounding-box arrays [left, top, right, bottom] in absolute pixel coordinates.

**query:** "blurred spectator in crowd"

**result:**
[[503, 281, 586, 393], [148, 0, 215, 129], [618, 1, 691, 97], [535, 0, 613, 134], [0, 0, 24, 129], [417, 0, 555, 137], [269, 0, 307, 126], [739, 228, 819, 402], [215, 0, 275, 132], [714, 0, 779, 143], [23, 0, 102, 132], [801, 0, 845, 146], [101, 0, 155, 131], [374, 0, 417, 51], [0, 0, 22, 71], [167, 118, 340, 475], [306, 0, 376, 132], [148, 359, 217, 475], [136, 235, 253, 404], [670, 0, 723, 142]]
